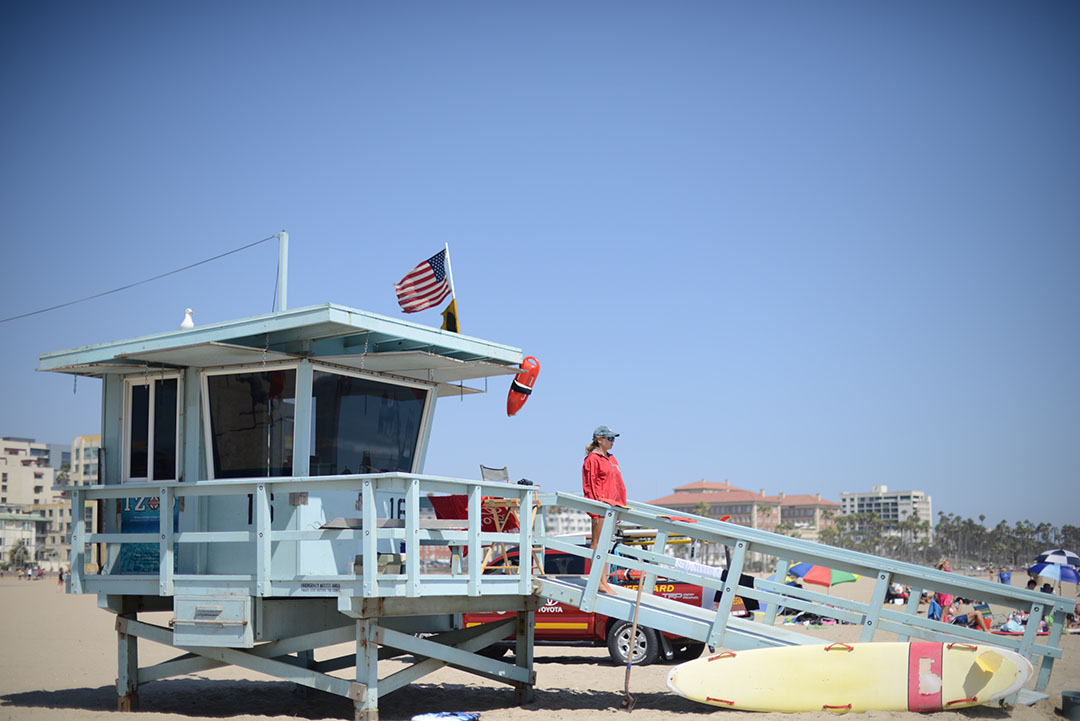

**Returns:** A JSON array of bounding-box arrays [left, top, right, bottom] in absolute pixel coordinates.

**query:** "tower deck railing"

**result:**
[[68, 472, 538, 600]]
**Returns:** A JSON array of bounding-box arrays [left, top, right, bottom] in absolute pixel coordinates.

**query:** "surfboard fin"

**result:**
[[975, 651, 1004, 674]]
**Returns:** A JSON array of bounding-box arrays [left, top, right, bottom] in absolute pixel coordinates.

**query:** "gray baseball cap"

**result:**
[[593, 425, 619, 439]]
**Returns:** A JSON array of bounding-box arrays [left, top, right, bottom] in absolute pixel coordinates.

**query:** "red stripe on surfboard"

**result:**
[[908, 642, 943, 711]]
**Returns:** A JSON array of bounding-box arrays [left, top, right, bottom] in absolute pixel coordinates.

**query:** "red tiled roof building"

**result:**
[[648, 480, 839, 540]]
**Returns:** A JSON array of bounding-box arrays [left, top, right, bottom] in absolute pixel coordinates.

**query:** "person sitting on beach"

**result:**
[[946, 600, 989, 631], [885, 582, 908, 605], [998, 612, 1025, 633], [927, 597, 943, 620]]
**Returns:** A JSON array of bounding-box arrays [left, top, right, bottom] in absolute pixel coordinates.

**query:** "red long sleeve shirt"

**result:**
[[582, 451, 626, 512]]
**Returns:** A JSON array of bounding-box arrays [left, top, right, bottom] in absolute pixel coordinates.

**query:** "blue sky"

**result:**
[[2, 2, 1077, 529]]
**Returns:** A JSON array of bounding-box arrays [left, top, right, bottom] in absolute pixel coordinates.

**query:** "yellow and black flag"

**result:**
[[440, 298, 459, 333]]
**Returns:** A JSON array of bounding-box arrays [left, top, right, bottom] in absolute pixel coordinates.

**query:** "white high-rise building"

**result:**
[[838, 485, 932, 538], [542, 504, 591, 537]]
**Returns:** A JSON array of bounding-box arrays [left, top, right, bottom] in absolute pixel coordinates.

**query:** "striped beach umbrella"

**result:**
[[1028, 562, 1080, 585], [1034, 549, 1080, 567], [787, 563, 860, 588]]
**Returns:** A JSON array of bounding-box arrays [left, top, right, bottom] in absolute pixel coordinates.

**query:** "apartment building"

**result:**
[[0, 438, 57, 509], [838, 485, 932, 539], [62, 435, 103, 571], [71, 434, 101, 486], [0, 438, 60, 569], [0, 510, 49, 568], [46, 443, 71, 475], [0, 436, 101, 571]]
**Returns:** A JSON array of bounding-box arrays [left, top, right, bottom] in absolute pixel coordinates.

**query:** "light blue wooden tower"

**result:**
[[40, 237, 544, 719]]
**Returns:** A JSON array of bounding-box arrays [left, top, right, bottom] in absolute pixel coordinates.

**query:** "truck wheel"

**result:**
[[477, 644, 509, 659], [607, 621, 659, 666], [671, 641, 705, 662]]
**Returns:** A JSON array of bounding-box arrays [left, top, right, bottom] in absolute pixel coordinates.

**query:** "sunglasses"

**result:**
[[605, 436, 616, 442]]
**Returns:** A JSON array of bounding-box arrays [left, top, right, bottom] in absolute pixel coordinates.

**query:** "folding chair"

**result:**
[[480, 464, 510, 484], [972, 602, 993, 628], [479, 464, 544, 575]]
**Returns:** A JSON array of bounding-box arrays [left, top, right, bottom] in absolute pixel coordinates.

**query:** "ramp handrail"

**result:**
[[538, 491, 1071, 696]]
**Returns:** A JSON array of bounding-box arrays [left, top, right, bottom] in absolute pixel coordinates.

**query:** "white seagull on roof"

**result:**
[[180, 309, 195, 329]]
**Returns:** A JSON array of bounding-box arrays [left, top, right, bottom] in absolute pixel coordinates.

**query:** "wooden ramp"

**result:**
[[535, 491, 1073, 709]]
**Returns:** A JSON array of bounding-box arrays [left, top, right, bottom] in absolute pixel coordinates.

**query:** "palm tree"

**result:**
[[7, 540, 30, 569], [1063, 525, 1080, 554], [775, 522, 801, 539]]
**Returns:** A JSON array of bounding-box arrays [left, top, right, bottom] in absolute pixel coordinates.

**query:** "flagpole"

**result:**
[[443, 242, 457, 300]]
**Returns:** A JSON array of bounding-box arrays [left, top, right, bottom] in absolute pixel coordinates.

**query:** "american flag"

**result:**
[[394, 250, 452, 313]]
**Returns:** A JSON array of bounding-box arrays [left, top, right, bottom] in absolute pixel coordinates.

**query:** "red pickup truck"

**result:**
[[462, 548, 750, 665]]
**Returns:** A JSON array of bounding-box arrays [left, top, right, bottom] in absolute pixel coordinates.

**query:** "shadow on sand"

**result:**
[[1, 679, 1021, 720], [0, 678, 714, 720]]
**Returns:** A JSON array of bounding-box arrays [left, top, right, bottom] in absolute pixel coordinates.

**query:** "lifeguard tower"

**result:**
[[41, 244, 549, 719], [43, 237, 1073, 719]]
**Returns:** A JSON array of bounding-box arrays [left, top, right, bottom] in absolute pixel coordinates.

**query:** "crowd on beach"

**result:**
[[1, 567, 66, 584], [892, 557, 1080, 634]]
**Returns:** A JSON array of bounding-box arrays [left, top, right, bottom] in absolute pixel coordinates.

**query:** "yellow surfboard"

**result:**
[[666, 641, 1033, 713]]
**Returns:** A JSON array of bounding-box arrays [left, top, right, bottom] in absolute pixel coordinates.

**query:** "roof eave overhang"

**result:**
[[38, 303, 523, 378]]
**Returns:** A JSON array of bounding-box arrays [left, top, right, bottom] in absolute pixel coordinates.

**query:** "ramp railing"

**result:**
[[537, 491, 1071, 699]]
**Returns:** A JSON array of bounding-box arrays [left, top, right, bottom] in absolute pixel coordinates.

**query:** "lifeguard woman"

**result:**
[[582, 425, 626, 594]]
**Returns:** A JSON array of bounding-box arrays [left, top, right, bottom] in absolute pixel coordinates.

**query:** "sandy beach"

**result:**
[[1, 574, 1076, 721]]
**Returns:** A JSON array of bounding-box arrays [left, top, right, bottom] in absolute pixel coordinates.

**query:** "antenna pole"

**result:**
[[276, 230, 289, 311]]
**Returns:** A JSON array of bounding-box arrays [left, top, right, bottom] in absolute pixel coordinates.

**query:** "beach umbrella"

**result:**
[[1034, 549, 1080, 567], [1028, 562, 1080, 586], [787, 563, 860, 589]]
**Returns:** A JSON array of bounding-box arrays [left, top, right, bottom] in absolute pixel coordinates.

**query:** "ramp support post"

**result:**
[[640, 530, 669, 593], [859, 571, 891, 642], [765, 556, 789, 625], [896, 584, 924, 642], [1034, 608, 1064, 692], [580, 507, 618, 612], [514, 608, 536, 705], [707, 540, 748, 649]]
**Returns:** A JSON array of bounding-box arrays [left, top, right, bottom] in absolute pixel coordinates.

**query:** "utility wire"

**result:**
[[0, 234, 278, 325]]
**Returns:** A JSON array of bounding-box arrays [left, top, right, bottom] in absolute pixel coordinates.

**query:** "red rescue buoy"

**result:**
[[506, 356, 540, 416]]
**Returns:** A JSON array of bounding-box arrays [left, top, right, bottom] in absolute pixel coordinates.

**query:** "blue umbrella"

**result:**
[[1029, 562, 1080, 585]]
